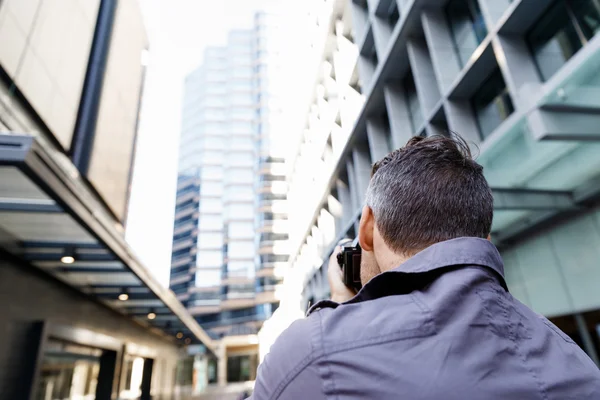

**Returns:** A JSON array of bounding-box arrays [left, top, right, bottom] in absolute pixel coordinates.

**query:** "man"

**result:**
[[250, 135, 600, 399]]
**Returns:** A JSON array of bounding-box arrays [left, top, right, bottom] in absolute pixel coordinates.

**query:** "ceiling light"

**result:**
[[147, 309, 156, 320], [118, 287, 129, 301], [61, 247, 76, 264], [185, 338, 192, 345], [60, 255, 75, 264], [176, 332, 183, 339]]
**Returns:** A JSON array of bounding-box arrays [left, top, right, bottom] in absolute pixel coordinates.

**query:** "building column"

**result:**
[[421, 9, 461, 95], [366, 118, 391, 160], [217, 343, 227, 386], [406, 38, 441, 120], [352, 145, 372, 205], [383, 82, 413, 148]]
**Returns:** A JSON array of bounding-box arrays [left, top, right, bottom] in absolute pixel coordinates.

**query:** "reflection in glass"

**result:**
[[227, 353, 259, 383], [472, 68, 514, 139], [37, 340, 101, 400], [528, 0, 600, 81]]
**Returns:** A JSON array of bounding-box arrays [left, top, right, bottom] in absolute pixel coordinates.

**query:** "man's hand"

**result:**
[[328, 241, 357, 303]]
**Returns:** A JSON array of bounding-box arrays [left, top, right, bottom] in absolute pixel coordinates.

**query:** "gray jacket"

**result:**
[[250, 238, 600, 399]]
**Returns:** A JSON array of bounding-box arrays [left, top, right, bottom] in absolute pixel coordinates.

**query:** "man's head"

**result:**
[[358, 135, 493, 284]]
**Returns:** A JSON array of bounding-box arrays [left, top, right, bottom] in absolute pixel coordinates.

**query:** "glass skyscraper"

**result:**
[[170, 12, 290, 344]]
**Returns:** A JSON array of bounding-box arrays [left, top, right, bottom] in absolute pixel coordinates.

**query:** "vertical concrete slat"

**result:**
[[421, 9, 462, 95], [444, 100, 481, 145], [336, 178, 353, 226], [366, 118, 391, 161], [352, 145, 372, 205], [491, 35, 542, 110], [371, 17, 392, 58], [406, 38, 442, 120], [383, 82, 414, 148], [346, 159, 360, 214]]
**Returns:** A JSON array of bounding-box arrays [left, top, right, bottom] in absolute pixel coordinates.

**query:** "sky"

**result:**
[[125, 0, 279, 287]]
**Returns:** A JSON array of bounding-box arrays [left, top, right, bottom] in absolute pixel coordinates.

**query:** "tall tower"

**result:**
[[170, 14, 289, 343]]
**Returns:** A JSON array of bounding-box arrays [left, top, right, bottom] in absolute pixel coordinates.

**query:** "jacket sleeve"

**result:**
[[250, 315, 326, 400]]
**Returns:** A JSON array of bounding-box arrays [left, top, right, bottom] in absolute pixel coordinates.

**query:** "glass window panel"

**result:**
[[446, 0, 488, 67], [571, 0, 600, 40], [200, 151, 223, 164], [228, 260, 255, 273], [225, 169, 254, 184], [228, 152, 255, 167], [472, 68, 514, 139], [228, 222, 255, 239], [195, 269, 221, 287], [201, 166, 223, 181], [199, 198, 223, 213], [225, 186, 254, 201], [228, 241, 255, 258], [527, 1, 583, 81], [199, 215, 223, 231], [196, 250, 223, 267], [201, 182, 223, 197], [198, 233, 223, 248], [551, 214, 600, 311], [227, 203, 254, 219]]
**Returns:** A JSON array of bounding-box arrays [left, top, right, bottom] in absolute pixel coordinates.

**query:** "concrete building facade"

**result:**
[[277, 0, 600, 367], [0, 0, 214, 398]]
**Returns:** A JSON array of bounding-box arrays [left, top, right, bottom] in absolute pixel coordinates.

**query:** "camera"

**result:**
[[336, 243, 362, 291]]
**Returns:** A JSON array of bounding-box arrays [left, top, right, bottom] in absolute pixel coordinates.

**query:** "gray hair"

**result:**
[[365, 135, 493, 255]]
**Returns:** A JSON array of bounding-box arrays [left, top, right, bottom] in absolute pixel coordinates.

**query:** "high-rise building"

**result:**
[[170, 8, 313, 389], [282, 0, 600, 367], [0, 0, 214, 398]]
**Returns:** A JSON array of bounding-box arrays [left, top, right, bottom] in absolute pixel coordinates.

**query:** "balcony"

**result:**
[[170, 272, 191, 286], [171, 255, 192, 269], [173, 220, 196, 236], [171, 237, 194, 252]]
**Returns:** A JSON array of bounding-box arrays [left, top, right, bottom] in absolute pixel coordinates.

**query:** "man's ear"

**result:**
[[358, 205, 375, 252]]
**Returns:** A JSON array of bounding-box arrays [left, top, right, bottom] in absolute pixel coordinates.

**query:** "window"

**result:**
[[203, 136, 225, 150], [228, 222, 255, 239], [225, 185, 254, 201], [528, 0, 600, 81], [195, 269, 221, 287], [201, 182, 223, 197], [201, 166, 223, 181], [227, 152, 255, 167], [227, 354, 258, 383], [196, 250, 224, 268], [198, 233, 224, 249], [228, 241, 255, 258], [227, 260, 255, 273], [472, 68, 514, 139], [200, 151, 223, 165], [225, 169, 254, 184], [199, 215, 223, 231], [199, 198, 223, 214], [227, 204, 255, 220], [446, 0, 488, 67]]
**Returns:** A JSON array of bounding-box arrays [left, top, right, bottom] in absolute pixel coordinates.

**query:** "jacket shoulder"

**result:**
[[252, 314, 326, 399]]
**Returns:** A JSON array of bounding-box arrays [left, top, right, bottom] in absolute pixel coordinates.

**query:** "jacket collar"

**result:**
[[308, 237, 507, 315]]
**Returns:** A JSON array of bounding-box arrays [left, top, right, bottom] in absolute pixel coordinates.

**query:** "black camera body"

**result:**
[[336, 244, 362, 292]]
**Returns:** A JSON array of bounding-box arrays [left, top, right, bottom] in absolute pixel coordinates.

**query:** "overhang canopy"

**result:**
[[0, 133, 215, 353]]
